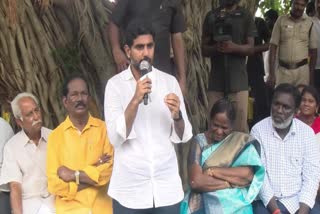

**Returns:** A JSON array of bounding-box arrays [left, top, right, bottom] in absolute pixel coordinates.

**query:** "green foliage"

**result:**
[[52, 44, 81, 73], [259, 0, 291, 16]]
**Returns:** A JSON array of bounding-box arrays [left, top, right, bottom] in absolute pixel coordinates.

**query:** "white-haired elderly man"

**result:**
[[0, 92, 55, 214]]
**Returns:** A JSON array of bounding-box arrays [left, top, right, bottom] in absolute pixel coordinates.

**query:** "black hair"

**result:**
[[301, 85, 320, 105], [210, 98, 236, 124], [265, 9, 279, 21], [62, 73, 89, 97], [124, 19, 155, 47], [273, 83, 301, 109], [306, 1, 316, 16]]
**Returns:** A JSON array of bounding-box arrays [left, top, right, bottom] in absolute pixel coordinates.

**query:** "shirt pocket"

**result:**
[[86, 131, 105, 164], [281, 25, 294, 40], [298, 23, 310, 41], [288, 156, 303, 176]]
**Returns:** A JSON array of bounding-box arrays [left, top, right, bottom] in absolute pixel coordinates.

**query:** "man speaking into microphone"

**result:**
[[104, 19, 192, 214]]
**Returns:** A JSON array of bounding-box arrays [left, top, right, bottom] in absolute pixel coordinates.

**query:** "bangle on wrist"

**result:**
[[272, 208, 281, 214]]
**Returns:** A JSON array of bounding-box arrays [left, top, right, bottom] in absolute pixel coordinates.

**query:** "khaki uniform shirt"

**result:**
[[270, 14, 317, 63]]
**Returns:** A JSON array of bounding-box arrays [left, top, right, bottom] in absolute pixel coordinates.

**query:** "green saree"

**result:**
[[181, 132, 265, 214]]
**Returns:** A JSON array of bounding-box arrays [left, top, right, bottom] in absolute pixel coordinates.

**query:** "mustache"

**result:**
[[32, 120, 42, 126], [140, 56, 151, 64], [75, 101, 86, 108]]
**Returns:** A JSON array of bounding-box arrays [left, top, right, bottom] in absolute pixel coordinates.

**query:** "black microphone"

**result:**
[[139, 59, 151, 105]]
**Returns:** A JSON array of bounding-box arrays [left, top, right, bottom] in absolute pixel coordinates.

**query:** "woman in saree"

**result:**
[[181, 98, 265, 214]]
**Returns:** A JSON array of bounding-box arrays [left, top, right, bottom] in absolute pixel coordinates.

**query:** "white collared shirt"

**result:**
[[251, 117, 320, 213], [0, 117, 14, 192], [104, 66, 193, 209], [0, 127, 55, 214]]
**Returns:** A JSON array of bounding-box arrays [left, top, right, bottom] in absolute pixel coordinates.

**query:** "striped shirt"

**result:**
[[251, 117, 320, 213]]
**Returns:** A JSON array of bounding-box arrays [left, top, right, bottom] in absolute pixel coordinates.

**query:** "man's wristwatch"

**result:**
[[173, 110, 183, 121], [74, 170, 80, 185]]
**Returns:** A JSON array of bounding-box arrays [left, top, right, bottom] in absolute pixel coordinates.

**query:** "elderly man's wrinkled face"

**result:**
[[271, 93, 296, 129], [16, 97, 42, 135]]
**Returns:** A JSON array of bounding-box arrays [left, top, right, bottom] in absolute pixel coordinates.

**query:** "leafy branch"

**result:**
[[259, 0, 291, 16]]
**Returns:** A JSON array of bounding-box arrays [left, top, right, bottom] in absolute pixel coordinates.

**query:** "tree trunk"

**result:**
[[0, 0, 116, 128]]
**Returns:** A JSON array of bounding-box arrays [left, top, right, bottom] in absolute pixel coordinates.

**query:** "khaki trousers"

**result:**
[[207, 91, 249, 133], [276, 64, 309, 86]]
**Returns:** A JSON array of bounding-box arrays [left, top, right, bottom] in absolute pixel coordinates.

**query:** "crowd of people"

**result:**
[[1, 0, 320, 213]]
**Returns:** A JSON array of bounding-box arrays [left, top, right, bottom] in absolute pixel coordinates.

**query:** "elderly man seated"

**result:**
[[251, 84, 320, 214], [0, 92, 54, 214]]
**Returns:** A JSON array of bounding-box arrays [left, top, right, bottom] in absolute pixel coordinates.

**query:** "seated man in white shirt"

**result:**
[[251, 83, 320, 214], [0, 116, 14, 214], [0, 93, 55, 214], [104, 19, 193, 214]]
